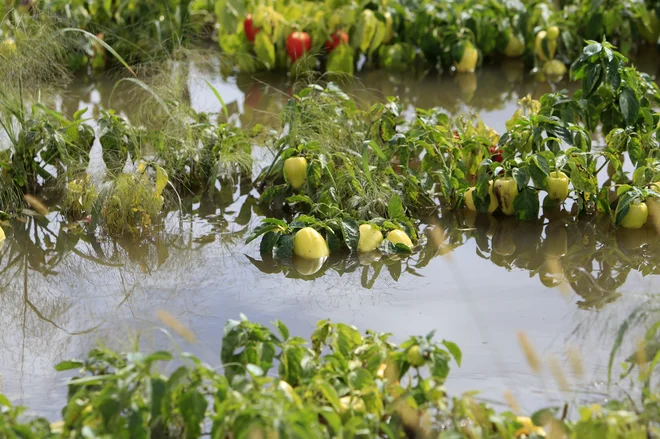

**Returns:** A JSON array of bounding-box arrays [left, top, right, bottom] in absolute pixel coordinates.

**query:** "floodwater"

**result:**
[[2, 52, 660, 422]]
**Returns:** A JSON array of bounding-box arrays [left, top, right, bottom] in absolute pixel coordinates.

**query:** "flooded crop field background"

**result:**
[[3, 53, 660, 422]]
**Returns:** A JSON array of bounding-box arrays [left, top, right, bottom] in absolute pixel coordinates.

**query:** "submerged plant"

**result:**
[[61, 173, 98, 220], [0, 91, 94, 208], [99, 165, 168, 237]]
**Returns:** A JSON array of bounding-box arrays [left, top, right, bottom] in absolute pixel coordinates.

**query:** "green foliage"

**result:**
[[0, 93, 95, 200], [0, 394, 54, 439], [62, 173, 98, 219], [246, 39, 660, 269], [2, 315, 660, 438], [4, 0, 660, 76], [100, 168, 167, 237]]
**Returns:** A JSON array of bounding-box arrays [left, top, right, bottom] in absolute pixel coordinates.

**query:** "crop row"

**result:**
[[2, 0, 660, 75], [1, 314, 659, 438], [1, 40, 660, 272]]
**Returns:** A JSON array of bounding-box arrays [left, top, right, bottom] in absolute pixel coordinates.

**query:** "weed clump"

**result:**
[[0, 14, 71, 90], [61, 174, 98, 219], [100, 168, 166, 237]]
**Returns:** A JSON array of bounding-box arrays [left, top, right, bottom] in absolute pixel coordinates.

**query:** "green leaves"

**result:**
[[528, 154, 550, 189], [614, 190, 634, 226], [327, 44, 354, 75], [618, 87, 639, 126], [340, 218, 359, 252], [582, 64, 603, 98], [273, 233, 294, 258], [387, 194, 405, 221], [54, 360, 83, 371], [221, 317, 278, 382], [246, 219, 288, 245], [568, 161, 598, 194], [513, 187, 539, 221], [178, 390, 207, 439], [512, 166, 530, 189], [7, 308, 660, 439], [254, 32, 276, 69]]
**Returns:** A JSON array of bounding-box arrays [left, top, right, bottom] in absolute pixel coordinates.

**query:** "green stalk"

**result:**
[[258, 138, 288, 191], [179, 0, 190, 43]]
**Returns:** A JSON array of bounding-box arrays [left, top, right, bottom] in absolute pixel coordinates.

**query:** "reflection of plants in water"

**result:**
[[245, 220, 465, 296], [448, 209, 653, 310], [0, 216, 92, 365], [0, 176, 258, 356], [246, 206, 660, 312]]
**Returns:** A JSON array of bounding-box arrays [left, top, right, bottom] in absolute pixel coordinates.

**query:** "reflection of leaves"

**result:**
[[361, 262, 384, 289], [245, 254, 283, 274], [386, 260, 401, 281], [614, 191, 632, 226]]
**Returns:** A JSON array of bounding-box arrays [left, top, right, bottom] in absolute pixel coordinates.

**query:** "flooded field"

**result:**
[[3, 52, 660, 424]]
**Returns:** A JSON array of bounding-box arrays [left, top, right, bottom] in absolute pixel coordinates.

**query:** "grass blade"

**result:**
[[110, 78, 170, 116], [204, 79, 229, 119], [607, 305, 646, 386], [60, 28, 136, 76]]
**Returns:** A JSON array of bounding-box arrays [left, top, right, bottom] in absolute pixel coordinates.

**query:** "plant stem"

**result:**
[[258, 138, 288, 191], [595, 159, 609, 176]]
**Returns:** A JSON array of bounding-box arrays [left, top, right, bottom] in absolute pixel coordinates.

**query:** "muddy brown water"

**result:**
[[2, 53, 660, 421]]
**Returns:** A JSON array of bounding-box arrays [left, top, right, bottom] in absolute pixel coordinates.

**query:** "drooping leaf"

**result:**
[[387, 194, 405, 220], [619, 87, 639, 126], [614, 190, 633, 226], [513, 187, 539, 221], [442, 340, 462, 366], [340, 218, 359, 252]]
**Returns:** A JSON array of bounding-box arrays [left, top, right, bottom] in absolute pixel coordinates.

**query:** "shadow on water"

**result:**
[[3, 50, 660, 418]]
